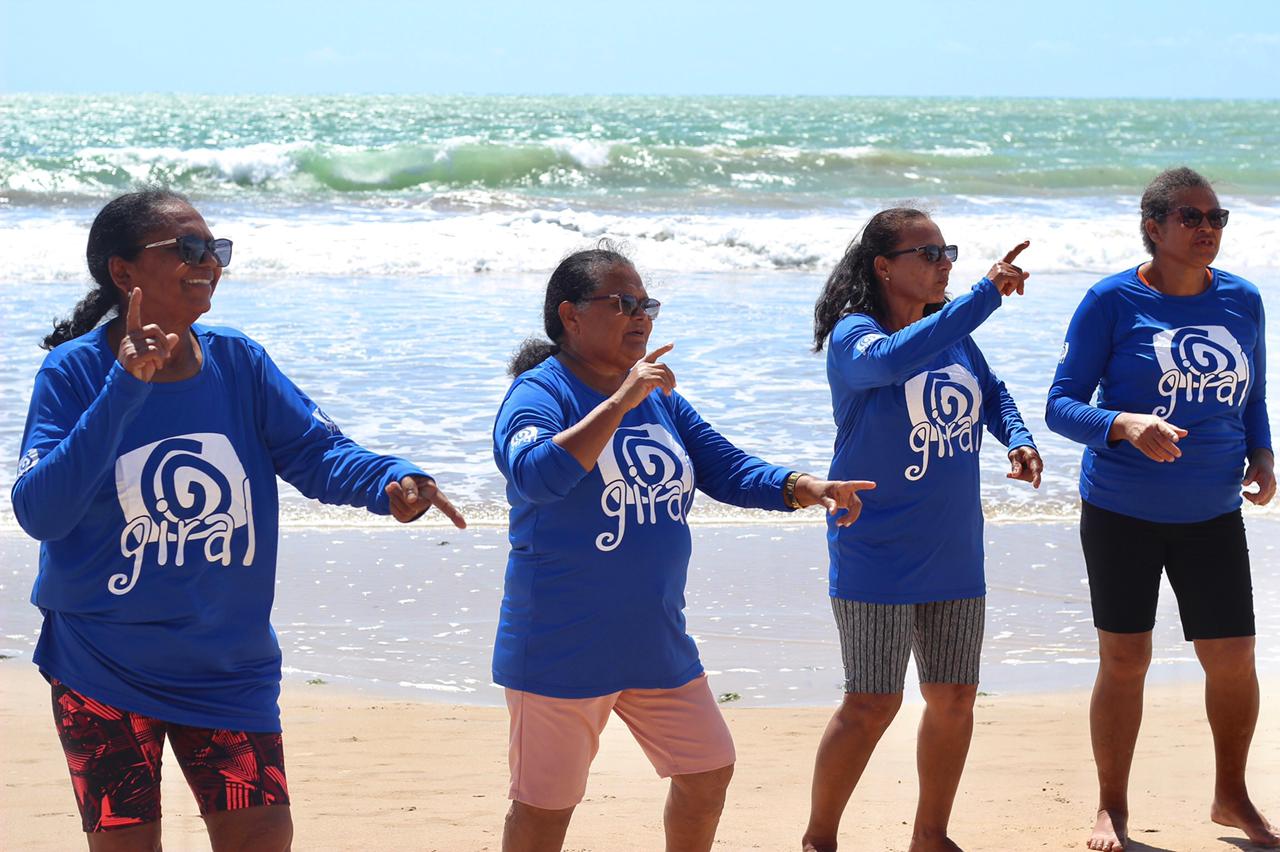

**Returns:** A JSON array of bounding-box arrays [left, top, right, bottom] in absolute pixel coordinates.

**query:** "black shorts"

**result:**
[[1079, 500, 1255, 641]]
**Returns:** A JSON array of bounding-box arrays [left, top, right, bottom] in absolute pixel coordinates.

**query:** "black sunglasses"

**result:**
[[139, 235, 234, 268], [1164, 206, 1229, 230], [581, 293, 661, 320], [883, 244, 959, 263]]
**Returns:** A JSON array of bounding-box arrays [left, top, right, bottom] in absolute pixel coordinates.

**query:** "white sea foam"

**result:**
[[544, 137, 616, 169], [76, 143, 304, 185], [3, 200, 1278, 282]]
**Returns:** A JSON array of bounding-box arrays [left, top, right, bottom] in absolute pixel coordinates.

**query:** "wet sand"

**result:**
[[4, 519, 1277, 704]]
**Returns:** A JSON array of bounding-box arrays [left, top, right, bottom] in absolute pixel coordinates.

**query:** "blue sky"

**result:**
[[2, 0, 1277, 98]]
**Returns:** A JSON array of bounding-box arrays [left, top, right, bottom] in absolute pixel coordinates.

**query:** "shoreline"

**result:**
[[2, 664, 1277, 851], [3, 518, 1278, 708]]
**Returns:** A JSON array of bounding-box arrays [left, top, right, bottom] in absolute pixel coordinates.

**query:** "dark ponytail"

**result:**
[[507, 242, 634, 376], [42, 188, 189, 350], [812, 207, 930, 352]]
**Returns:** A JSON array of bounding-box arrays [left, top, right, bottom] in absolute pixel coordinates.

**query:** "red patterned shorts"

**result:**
[[50, 678, 289, 833]]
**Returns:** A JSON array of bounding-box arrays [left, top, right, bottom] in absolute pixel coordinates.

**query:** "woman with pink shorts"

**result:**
[[492, 244, 875, 851]]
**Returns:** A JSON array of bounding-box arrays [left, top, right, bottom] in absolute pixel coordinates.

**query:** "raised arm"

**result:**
[[494, 377, 590, 505], [12, 365, 151, 541], [13, 290, 179, 539], [829, 279, 1003, 391]]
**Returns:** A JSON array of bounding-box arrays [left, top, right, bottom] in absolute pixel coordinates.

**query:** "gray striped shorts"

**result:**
[[831, 596, 986, 694]]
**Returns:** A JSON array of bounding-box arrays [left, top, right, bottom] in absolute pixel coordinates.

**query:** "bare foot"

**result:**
[[908, 835, 962, 852], [1087, 808, 1127, 851], [801, 838, 837, 852], [1212, 798, 1280, 848]]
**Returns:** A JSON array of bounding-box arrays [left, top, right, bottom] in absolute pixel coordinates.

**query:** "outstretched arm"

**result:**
[[256, 348, 457, 521]]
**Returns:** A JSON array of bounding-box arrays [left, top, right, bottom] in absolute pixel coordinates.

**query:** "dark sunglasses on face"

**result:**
[[139, 235, 234, 268], [581, 293, 662, 320], [1165, 206, 1229, 230], [883, 243, 959, 263]]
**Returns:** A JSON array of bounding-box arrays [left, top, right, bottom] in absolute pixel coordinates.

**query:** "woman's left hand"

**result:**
[[1007, 446, 1043, 489], [793, 475, 877, 527], [385, 475, 468, 527], [1243, 450, 1276, 506]]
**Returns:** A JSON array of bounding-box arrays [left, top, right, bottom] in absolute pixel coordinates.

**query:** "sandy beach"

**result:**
[[2, 517, 1279, 849], [1, 663, 1277, 851]]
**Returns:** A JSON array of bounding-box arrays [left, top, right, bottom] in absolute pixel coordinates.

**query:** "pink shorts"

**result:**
[[505, 674, 736, 810]]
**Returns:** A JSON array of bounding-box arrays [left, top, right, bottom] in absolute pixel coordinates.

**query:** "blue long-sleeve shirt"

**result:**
[[1045, 266, 1270, 523], [12, 324, 425, 731], [491, 356, 792, 698], [825, 278, 1036, 603]]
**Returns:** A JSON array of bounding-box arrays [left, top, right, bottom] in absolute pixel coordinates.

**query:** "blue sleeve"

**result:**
[[1245, 297, 1271, 454], [669, 393, 790, 510], [970, 342, 1036, 451], [829, 278, 1003, 391], [255, 348, 423, 515], [1045, 290, 1121, 449], [494, 377, 589, 505], [12, 363, 152, 541]]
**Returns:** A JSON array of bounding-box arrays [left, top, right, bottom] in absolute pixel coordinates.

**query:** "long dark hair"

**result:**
[[507, 243, 635, 376], [41, 189, 190, 350], [812, 207, 931, 352], [1140, 166, 1214, 256]]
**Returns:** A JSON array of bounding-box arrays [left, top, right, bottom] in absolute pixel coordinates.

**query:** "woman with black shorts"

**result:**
[[1046, 167, 1275, 851]]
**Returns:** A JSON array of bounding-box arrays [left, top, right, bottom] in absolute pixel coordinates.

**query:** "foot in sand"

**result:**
[[907, 835, 963, 851], [1211, 798, 1280, 848], [1087, 808, 1127, 851], [801, 837, 837, 852]]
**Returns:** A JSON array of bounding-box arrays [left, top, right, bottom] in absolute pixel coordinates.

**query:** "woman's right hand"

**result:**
[[1111, 412, 1188, 462], [613, 343, 677, 411], [987, 241, 1031, 296], [117, 288, 178, 382]]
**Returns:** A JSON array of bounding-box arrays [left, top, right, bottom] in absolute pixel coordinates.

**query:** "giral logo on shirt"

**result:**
[[594, 424, 695, 552], [1151, 325, 1249, 418], [112, 433, 255, 595], [903, 364, 983, 482]]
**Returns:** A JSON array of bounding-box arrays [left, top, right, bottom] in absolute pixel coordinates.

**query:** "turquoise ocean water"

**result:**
[[1, 96, 1277, 700], [2, 94, 1277, 524]]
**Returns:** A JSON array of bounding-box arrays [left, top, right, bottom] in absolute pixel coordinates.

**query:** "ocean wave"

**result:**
[[3, 201, 1278, 281], [6, 137, 1278, 201]]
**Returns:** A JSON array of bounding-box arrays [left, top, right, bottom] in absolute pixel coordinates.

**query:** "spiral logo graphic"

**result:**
[[112, 433, 255, 594], [594, 423, 695, 552], [903, 363, 983, 482], [921, 372, 978, 427], [1168, 327, 1235, 376], [615, 431, 682, 487], [139, 437, 234, 523], [1152, 325, 1249, 416], [15, 448, 39, 479]]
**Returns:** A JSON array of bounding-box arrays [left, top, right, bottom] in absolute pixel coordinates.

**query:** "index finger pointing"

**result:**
[[1001, 241, 1030, 265], [643, 342, 675, 364], [430, 490, 468, 529], [849, 480, 876, 491], [126, 287, 142, 332]]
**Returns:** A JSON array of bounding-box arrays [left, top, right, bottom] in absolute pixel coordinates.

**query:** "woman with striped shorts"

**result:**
[[803, 208, 1043, 852]]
